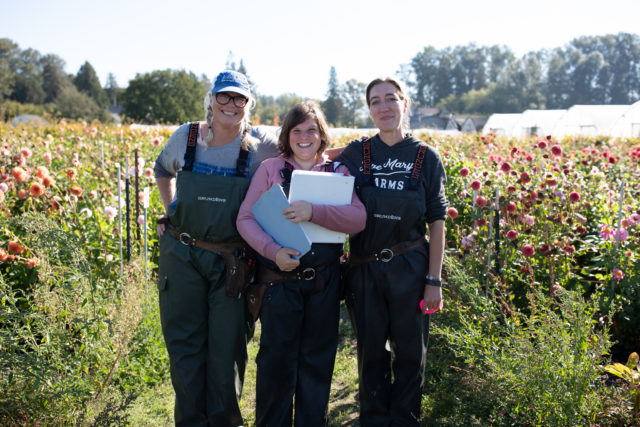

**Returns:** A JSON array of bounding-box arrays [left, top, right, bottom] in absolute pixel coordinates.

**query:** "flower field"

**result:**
[[1, 120, 639, 424]]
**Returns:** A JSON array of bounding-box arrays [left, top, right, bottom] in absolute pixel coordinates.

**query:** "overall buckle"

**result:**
[[179, 232, 195, 246], [300, 268, 316, 280], [379, 248, 394, 262]]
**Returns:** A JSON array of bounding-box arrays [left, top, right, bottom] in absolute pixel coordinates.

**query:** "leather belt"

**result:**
[[348, 237, 427, 266], [167, 225, 246, 254], [256, 263, 331, 291]]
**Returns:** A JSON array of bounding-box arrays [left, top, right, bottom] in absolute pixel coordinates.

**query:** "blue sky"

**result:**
[[2, 0, 639, 99]]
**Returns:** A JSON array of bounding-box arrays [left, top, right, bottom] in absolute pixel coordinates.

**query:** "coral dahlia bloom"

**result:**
[[29, 182, 44, 197], [70, 185, 83, 196], [25, 258, 39, 269], [36, 166, 49, 179], [12, 167, 28, 182], [8, 241, 25, 255], [475, 195, 487, 207], [447, 207, 459, 220], [20, 147, 32, 158], [42, 176, 55, 187], [65, 167, 77, 179], [0, 248, 8, 261]]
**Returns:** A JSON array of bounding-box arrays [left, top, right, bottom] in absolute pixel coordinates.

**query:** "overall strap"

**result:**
[[235, 147, 250, 177], [279, 161, 295, 197], [182, 122, 199, 172], [362, 138, 371, 184], [407, 143, 428, 191]]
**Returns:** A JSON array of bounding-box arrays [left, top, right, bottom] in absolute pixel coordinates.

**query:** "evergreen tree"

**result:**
[[342, 79, 366, 127], [322, 66, 343, 126], [105, 73, 120, 106], [74, 61, 109, 107]]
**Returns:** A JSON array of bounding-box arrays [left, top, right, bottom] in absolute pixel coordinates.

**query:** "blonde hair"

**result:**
[[202, 91, 258, 148]]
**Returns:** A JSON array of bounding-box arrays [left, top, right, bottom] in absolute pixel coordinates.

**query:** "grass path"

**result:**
[[126, 305, 361, 426]]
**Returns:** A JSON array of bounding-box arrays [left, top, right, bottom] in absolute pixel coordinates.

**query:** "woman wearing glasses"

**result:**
[[338, 77, 448, 426], [154, 70, 278, 426]]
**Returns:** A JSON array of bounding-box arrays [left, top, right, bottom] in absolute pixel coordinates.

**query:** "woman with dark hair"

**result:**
[[154, 70, 278, 426], [338, 77, 448, 426], [237, 101, 366, 426]]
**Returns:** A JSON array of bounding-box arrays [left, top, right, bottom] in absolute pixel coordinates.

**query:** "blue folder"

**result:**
[[251, 184, 312, 259]]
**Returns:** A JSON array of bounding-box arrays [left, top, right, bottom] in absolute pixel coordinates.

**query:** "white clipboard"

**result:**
[[288, 170, 355, 243]]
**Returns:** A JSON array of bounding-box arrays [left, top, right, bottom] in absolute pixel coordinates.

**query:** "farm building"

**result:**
[[459, 117, 488, 134], [551, 105, 630, 137], [608, 100, 640, 137]]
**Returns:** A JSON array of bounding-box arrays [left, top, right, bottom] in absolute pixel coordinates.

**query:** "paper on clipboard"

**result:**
[[252, 184, 311, 258], [288, 170, 355, 243]]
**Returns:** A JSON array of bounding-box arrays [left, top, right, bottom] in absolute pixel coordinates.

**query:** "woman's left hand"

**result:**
[[422, 284, 442, 315], [283, 201, 313, 223]]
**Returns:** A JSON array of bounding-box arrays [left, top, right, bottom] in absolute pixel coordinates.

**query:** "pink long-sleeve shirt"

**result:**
[[237, 154, 367, 262]]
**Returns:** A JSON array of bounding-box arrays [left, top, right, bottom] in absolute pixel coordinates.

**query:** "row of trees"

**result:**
[[2, 33, 640, 124], [0, 38, 119, 122], [401, 32, 640, 114]]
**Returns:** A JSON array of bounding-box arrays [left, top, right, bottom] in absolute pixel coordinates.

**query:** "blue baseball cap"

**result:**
[[211, 70, 251, 98]]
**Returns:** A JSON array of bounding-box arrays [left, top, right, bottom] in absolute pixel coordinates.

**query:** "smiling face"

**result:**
[[368, 82, 407, 134], [211, 91, 248, 129], [289, 118, 322, 165]]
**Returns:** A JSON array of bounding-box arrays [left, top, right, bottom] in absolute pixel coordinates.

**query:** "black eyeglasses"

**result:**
[[215, 93, 248, 108]]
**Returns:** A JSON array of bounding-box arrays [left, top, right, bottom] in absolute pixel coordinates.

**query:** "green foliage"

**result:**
[[55, 85, 110, 122], [425, 256, 617, 426], [121, 69, 206, 124], [254, 93, 304, 125], [0, 212, 164, 425]]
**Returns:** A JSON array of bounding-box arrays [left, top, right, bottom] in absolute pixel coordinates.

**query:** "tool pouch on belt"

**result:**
[[245, 282, 267, 320], [218, 247, 257, 298]]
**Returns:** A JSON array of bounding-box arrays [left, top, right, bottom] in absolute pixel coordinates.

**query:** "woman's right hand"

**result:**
[[275, 248, 300, 271], [157, 215, 168, 237]]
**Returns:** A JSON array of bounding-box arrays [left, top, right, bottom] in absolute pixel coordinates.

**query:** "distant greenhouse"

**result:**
[[482, 102, 640, 137], [608, 100, 640, 138]]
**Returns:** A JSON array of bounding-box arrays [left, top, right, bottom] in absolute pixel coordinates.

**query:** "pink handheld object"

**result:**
[[419, 299, 443, 314]]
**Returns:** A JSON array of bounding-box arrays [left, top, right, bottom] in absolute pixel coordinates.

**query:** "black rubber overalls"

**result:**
[[255, 161, 343, 427], [158, 123, 254, 426], [344, 139, 430, 427]]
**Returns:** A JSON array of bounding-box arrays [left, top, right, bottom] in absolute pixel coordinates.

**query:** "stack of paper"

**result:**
[[288, 170, 355, 243]]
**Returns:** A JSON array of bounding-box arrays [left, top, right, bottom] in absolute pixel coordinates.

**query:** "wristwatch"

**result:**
[[425, 275, 442, 287]]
